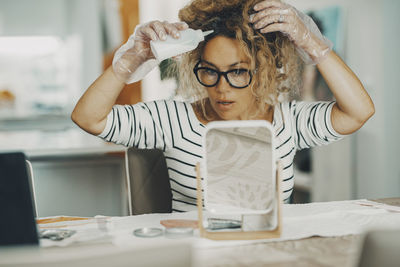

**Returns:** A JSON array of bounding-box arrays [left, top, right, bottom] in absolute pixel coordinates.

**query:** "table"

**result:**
[[193, 198, 400, 267], [1, 198, 400, 267]]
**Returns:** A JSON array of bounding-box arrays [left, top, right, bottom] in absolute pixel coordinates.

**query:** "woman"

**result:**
[[71, 0, 374, 212]]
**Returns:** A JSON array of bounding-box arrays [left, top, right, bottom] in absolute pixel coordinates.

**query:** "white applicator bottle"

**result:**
[[150, 29, 214, 62]]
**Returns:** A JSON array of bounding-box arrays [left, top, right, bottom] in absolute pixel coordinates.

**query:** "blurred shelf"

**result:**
[[0, 114, 74, 131], [0, 127, 126, 159]]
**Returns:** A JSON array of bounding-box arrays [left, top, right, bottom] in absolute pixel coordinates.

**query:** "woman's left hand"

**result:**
[[250, 0, 332, 64]]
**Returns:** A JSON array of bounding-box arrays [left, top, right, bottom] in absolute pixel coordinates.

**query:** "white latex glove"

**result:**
[[112, 20, 188, 84], [250, 0, 333, 65]]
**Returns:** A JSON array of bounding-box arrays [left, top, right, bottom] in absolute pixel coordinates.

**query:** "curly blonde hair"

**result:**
[[175, 0, 302, 119]]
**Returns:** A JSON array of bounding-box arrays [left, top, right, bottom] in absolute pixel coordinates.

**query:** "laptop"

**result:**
[[0, 152, 39, 246]]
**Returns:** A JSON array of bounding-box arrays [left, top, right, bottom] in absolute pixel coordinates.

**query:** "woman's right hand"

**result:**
[[112, 20, 188, 83]]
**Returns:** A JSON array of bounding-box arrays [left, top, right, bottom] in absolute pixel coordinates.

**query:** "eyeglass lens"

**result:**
[[196, 68, 251, 88]]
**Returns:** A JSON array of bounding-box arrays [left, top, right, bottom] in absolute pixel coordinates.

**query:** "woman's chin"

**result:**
[[215, 111, 239, 121]]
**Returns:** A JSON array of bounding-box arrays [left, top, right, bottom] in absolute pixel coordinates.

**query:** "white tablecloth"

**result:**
[[38, 199, 400, 249]]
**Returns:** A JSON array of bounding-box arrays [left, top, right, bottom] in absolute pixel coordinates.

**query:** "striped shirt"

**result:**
[[99, 100, 343, 212]]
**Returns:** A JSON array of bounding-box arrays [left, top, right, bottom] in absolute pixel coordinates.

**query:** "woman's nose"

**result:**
[[215, 75, 231, 93]]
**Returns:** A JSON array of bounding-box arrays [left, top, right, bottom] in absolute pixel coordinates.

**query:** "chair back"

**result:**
[[357, 229, 400, 267], [125, 148, 172, 215]]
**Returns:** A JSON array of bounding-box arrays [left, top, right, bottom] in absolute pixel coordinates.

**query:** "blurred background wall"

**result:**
[[287, 0, 400, 202]]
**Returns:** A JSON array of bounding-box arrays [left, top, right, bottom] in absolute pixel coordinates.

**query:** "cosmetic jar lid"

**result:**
[[133, 227, 163, 238], [165, 227, 194, 238]]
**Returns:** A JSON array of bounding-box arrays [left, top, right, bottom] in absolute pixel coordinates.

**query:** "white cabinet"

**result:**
[[0, 127, 128, 217], [30, 154, 127, 217]]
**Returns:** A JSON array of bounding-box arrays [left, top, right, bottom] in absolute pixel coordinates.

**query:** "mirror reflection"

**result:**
[[203, 121, 277, 231]]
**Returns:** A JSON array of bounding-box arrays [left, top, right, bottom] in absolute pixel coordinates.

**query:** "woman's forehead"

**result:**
[[202, 35, 251, 68]]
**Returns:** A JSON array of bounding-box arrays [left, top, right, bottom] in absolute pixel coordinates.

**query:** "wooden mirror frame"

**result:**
[[195, 161, 282, 240]]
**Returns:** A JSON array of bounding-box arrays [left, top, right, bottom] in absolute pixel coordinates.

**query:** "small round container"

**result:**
[[164, 227, 194, 239], [133, 227, 163, 238]]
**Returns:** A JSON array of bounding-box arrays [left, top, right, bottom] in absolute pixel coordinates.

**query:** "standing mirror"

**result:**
[[196, 120, 282, 240]]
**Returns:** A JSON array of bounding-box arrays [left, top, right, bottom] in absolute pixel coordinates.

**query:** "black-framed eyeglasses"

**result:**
[[193, 61, 253, 89]]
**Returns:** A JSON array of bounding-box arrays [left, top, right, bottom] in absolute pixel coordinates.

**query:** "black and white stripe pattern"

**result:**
[[99, 100, 343, 211], [273, 101, 343, 202]]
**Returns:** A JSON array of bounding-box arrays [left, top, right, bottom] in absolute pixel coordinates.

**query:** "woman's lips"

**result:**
[[215, 100, 235, 111]]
